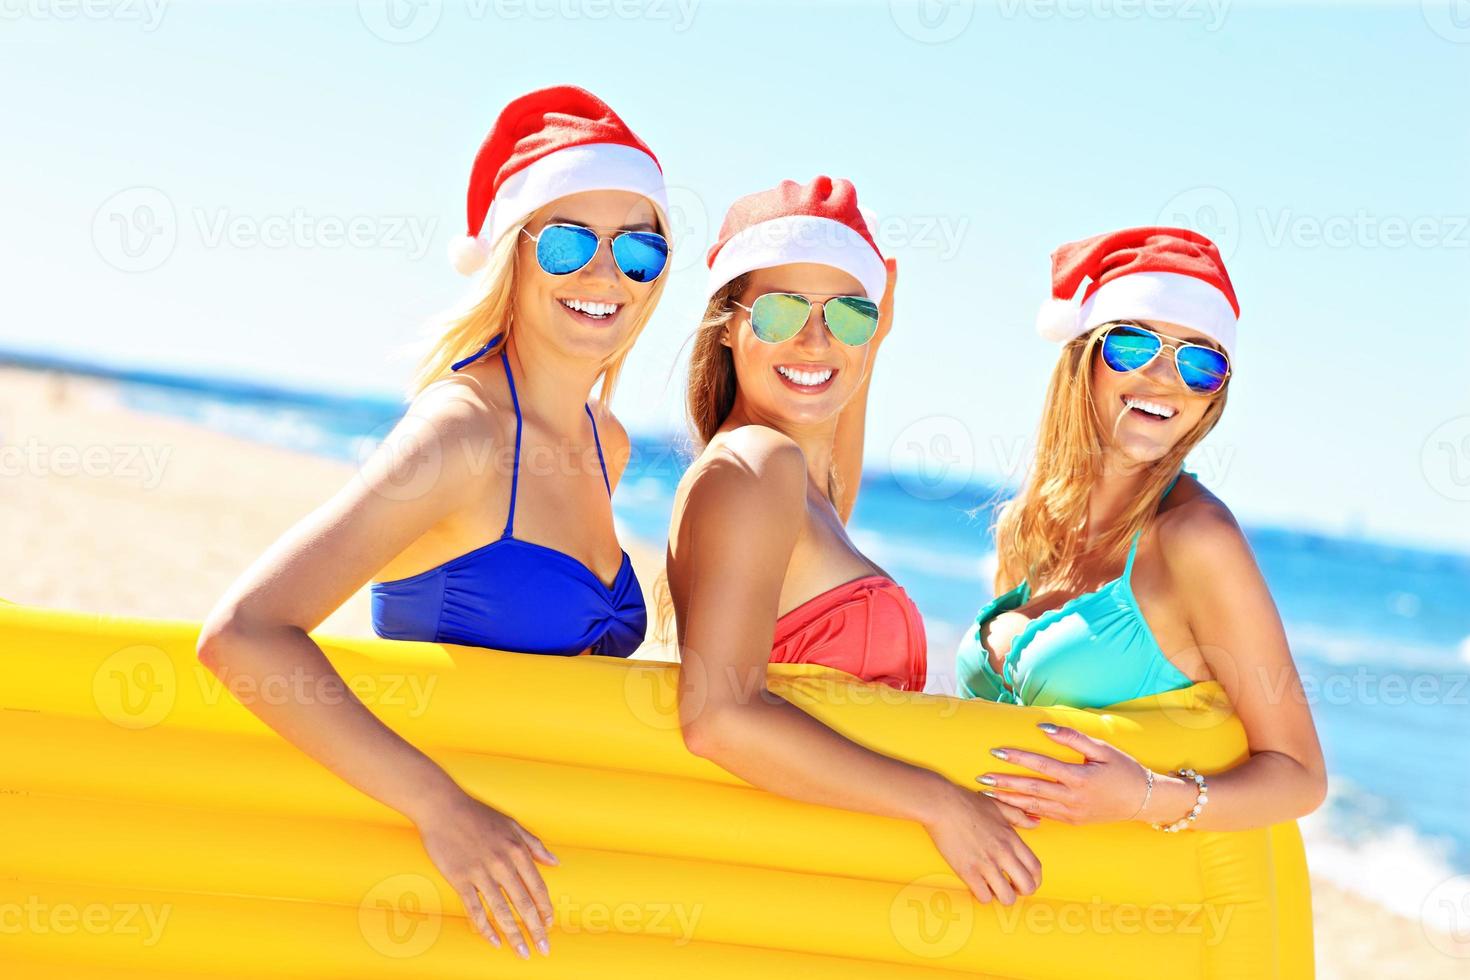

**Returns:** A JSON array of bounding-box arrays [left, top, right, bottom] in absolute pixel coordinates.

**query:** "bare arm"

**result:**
[[673, 425, 1040, 903], [196, 385, 555, 957], [1143, 503, 1328, 829], [831, 257, 896, 524], [980, 501, 1328, 831]]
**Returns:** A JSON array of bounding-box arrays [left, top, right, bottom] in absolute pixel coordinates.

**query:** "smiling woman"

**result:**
[[955, 227, 1327, 844], [657, 176, 1044, 911], [194, 84, 671, 963]]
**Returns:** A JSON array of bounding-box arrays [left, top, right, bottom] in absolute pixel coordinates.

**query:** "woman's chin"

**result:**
[[1116, 437, 1175, 467], [548, 321, 634, 362]]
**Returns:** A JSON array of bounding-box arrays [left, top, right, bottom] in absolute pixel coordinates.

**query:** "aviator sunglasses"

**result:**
[[732, 292, 881, 347], [521, 222, 669, 283], [1098, 322, 1231, 395]]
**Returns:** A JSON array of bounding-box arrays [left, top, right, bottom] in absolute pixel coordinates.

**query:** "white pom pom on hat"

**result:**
[[1037, 226, 1241, 358], [448, 234, 492, 277], [449, 85, 669, 277], [1035, 296, 1081, 343]]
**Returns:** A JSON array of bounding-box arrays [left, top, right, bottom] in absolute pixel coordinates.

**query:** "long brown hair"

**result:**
[[992, 325, 1228, 593], [651, 274, 842, 645]]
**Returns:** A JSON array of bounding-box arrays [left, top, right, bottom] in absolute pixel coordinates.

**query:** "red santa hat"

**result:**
[[1036, 226, 1240, 358], [705, 176, 886, 302], [448, 85, 669, 276]]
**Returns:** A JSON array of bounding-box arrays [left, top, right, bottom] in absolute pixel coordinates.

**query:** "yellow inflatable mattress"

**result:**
[[0, 601, 1312, 978]]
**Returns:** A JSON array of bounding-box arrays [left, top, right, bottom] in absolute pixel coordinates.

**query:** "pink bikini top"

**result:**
[[769, 574, 928, 692]]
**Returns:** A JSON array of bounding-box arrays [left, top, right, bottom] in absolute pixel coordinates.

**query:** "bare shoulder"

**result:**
[[366, 371, 508, 507], [683, 424, 807, 512], [587, 400, 629, 448], [1154, 476, 1254, 578], [587, 400, 632, 484]]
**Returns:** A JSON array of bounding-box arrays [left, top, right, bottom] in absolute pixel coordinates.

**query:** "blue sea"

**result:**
[[13, 349, 1468, 925]]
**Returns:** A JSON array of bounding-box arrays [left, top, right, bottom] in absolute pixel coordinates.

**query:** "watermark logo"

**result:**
[[1257, 209, 1469, 250], [890, 0, 975, 44], [1422, 416, 1470, 502], [354, 413, 448, 503], [358, 0, 442, 43], [1420, 874, 1470, 958], [93, 187, 177, 273], [359, 873, 442, 958], [0, 896, 172, 945], [889, 415, 976, 501], [889, 874, 973, 958], [664, 185, 710, 274], [623, 659, 701, 732], [1157, 186, 1240, 260], [482, 0, 701, 31], [193, 207, 436, 260], [992, 896, 1235, 944], [0, 0, 169, 31], [555, 895, 702, 943], [0, 437, 173, 488], [869, 212, 971, 262], [92, 187, 437, 272], [92, 644, 177, 730], [1422, 0, 1470, 43], [994, 0, 1230, 32]]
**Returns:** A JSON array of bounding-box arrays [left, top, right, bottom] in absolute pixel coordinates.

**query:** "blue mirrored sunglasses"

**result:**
[[1099, 322, 1231, 395], [521, 222, 669, 284]]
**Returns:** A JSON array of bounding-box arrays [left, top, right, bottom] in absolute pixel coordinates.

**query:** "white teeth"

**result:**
[[776, 365, 833, 387], [1124, 396, 1177, 419], [561, 298, 621, 318]]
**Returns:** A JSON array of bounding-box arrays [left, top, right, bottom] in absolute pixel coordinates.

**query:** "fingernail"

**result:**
[[977, 774, 997, 786], [537, 938, 550, 956], [990, 748, 1009, 761], [1037, 722, 1058, 734], [981, 790, 998, 798], [516, 942, 529, 960]]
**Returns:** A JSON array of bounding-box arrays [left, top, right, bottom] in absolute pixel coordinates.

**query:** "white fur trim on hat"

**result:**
[[457, 142, 669, 275], [1078, 271, 1238, 357], [706, 214, 886, 301]]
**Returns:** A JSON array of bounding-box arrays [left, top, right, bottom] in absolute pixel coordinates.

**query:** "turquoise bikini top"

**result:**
[[955, 470, 1195, 709]]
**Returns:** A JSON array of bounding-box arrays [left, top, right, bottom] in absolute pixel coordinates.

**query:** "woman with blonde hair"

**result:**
[[663, 176, 1042, 907], [197, 86, 671, 960], [959, 227, 1327, 835]]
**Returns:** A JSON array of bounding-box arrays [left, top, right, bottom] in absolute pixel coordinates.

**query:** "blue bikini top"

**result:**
[[954, 470, 1195, 708], [371, 341, 647, 658]]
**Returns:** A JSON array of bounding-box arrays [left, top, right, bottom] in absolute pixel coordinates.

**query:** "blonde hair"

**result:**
[[992, 325, 1228, 593], [404, 212, 667, 411]]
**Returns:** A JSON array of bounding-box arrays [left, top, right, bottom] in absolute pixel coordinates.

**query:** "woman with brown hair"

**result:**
[[662, 176, 1041, 907]]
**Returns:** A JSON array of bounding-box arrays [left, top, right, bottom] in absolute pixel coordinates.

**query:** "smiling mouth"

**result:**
[[774, 364, 836, 392], [559, 297, 623, 323], [1121, 394, 1178, 422]]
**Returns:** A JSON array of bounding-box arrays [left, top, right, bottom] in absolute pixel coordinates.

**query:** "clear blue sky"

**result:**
[[3, 1, 1468, 551]]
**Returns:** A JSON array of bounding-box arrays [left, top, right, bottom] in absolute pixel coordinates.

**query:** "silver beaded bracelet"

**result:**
[[1150, 768, 1209, 833]]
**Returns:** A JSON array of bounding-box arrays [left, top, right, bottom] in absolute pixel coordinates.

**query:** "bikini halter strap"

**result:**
[[450, 334, 506, 373]]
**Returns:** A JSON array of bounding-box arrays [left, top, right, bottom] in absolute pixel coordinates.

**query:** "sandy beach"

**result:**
[[1, 364, 1462, 978]]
